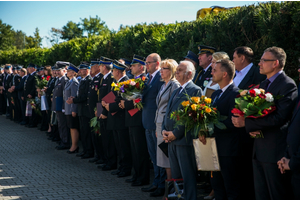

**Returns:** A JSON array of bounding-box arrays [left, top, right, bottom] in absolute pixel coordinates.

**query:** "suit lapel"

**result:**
[[144, 72, 161, 95], [267, 72, 285, 93], [238, 66, 254, 89]]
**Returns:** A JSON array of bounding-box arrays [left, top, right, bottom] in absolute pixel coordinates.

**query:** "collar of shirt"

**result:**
[[148, 68, 160, 80], [31, 71, 36, 76], [203, 63, 212, 72], [117, 75, 127, 83], [220, 81, 233, 97], [94, 72, 101, 78], [58, 76, 64, 81], [268, 70, 283, 84], [180, 80, 192, 93], [104, 71, 111, 80], [81, 75, 88, 81], [236, 63, 253, 76], [135, 73, 144, 78]]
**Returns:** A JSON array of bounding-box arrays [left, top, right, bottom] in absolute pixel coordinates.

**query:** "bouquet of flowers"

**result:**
[[35, 76, 49, 90], [27, 97, 41, 116], [111, 75, 147, 110], [231, 87, 281, 138], [170, 95, 226, 138], [90, 107, 101, 135]]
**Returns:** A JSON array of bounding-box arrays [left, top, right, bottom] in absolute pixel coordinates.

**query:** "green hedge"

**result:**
[[1, 1, 300, 80]]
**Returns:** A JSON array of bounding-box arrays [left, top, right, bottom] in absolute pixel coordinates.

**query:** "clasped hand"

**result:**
[[162, 130, 176, 143]]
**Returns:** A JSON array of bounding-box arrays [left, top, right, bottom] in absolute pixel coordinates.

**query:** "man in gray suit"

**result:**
[[162, 60, 202, 200]]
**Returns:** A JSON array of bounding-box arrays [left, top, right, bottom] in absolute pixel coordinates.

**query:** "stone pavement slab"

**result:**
[[0, 116, 162, 200]]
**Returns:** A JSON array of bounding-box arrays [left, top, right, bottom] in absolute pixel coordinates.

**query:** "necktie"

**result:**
[[148, 75, 153, 85], [198, 70, 205, 80], [262, 79, 271, 90], [212, 89, 222, 106]]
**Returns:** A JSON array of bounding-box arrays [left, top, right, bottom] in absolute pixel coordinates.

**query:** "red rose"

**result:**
[[259, 94, 266, 99], [46, 76, 51, 81], [135, 82, 140, 89], [231, 108, 245, 116], [124, 85, 129, 88], [134, 98, 141, 103], [249, 89, 256, 97], [42, 77, 45, 80]]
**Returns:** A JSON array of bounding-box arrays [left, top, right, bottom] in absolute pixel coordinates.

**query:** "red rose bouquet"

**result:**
[[231, 87, 281, 138]]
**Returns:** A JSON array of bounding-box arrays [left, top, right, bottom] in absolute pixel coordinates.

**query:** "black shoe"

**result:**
[[141, 185, 157, 192], [132, 181, 149, 187], [102, 165, 117, 171], [89, 157, 99, 163], [56, 145, 70, 150], [67, 147, 79, 154], [125, 177, 136, 183], [111, 170, 121, 175], [47, 136, 54, 140], [76, 151, 85, 157], [20, 121, 28, 125], [150, 188, 165, 197], [81, 154, 93, 159], [95, 159, 104, 164], [117, 171, 130, 178]]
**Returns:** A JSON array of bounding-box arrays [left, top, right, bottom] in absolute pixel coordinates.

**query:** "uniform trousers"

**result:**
[[56, 111, 69, 145], [113, 129, 132, 174], [100, 119, 117, 168], [91, 122, 104, 160], [129, 126, 150, 183], [78, 116, 94, 155]]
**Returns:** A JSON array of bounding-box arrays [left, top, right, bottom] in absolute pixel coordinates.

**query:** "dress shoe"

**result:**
[[19, 121, 28, 125], [47, 136, 54, 140], [111, 170, 121, 175], [95, 159, 104, 164], [76, 152, 85, 157], [125, 177, 136, 183], [141, 185, 157, 192], [117, 171, 130, 178], [89, 157, 99, 163], [67, 147, 79, 154], [56, 145, 70, 150], [132, 181, 149, 187], [81, 154, 94, 159], [102, 165, 117, 171], [150, 188, 165, 197]]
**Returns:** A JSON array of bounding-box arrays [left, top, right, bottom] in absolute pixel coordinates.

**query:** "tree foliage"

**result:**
[[81, 15, 110, 37], [61, 21, 83, 41], [0, 19, 15, 51]]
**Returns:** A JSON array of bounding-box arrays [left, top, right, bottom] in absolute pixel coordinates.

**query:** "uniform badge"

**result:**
[[203, 80, 209, 87]]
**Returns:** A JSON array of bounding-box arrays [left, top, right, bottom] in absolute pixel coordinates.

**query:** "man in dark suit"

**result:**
[[162, 60, 202, 200], [102, 60, 132, 178], [200, 59, 243, 199], [194, 45, 216, 90], [0, 67, 6, 115], [278, 100, 300, 199], [141, 53, 165, 194], [233, 46, 266, 89], [119, 55, 150, 189], [9, 66, 22, 123], [52, 61, 70, 150], [97, 57, 117, 171], [68, 63, 93, 158], [23, 63, 38, 128], [232, 46, 266, 199], [232, 46, 298, 200]]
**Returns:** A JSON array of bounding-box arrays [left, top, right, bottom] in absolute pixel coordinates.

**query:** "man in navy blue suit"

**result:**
[[162, 60, 202, 200], [232, 47, 298, 200], [141, 53, 166, 195]]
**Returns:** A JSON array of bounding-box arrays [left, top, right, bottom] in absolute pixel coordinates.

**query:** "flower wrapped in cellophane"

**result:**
[[111, 76, 147, 110], [170, 95, 226, 138]]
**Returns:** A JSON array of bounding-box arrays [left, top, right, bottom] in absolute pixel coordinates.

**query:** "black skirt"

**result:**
[[66, 114, 80, 129]]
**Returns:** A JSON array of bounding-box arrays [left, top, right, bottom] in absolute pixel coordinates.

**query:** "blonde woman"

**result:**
[[155, 59, 180, 181]]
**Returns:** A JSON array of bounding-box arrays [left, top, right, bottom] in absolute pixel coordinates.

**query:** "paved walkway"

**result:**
[[0, 116, 163, 200]]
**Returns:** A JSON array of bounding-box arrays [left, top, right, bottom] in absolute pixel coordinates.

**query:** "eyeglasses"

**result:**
[[160, 67, 170, 70], [145, 61, 156, 65], [260, 59, 277, 63]]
